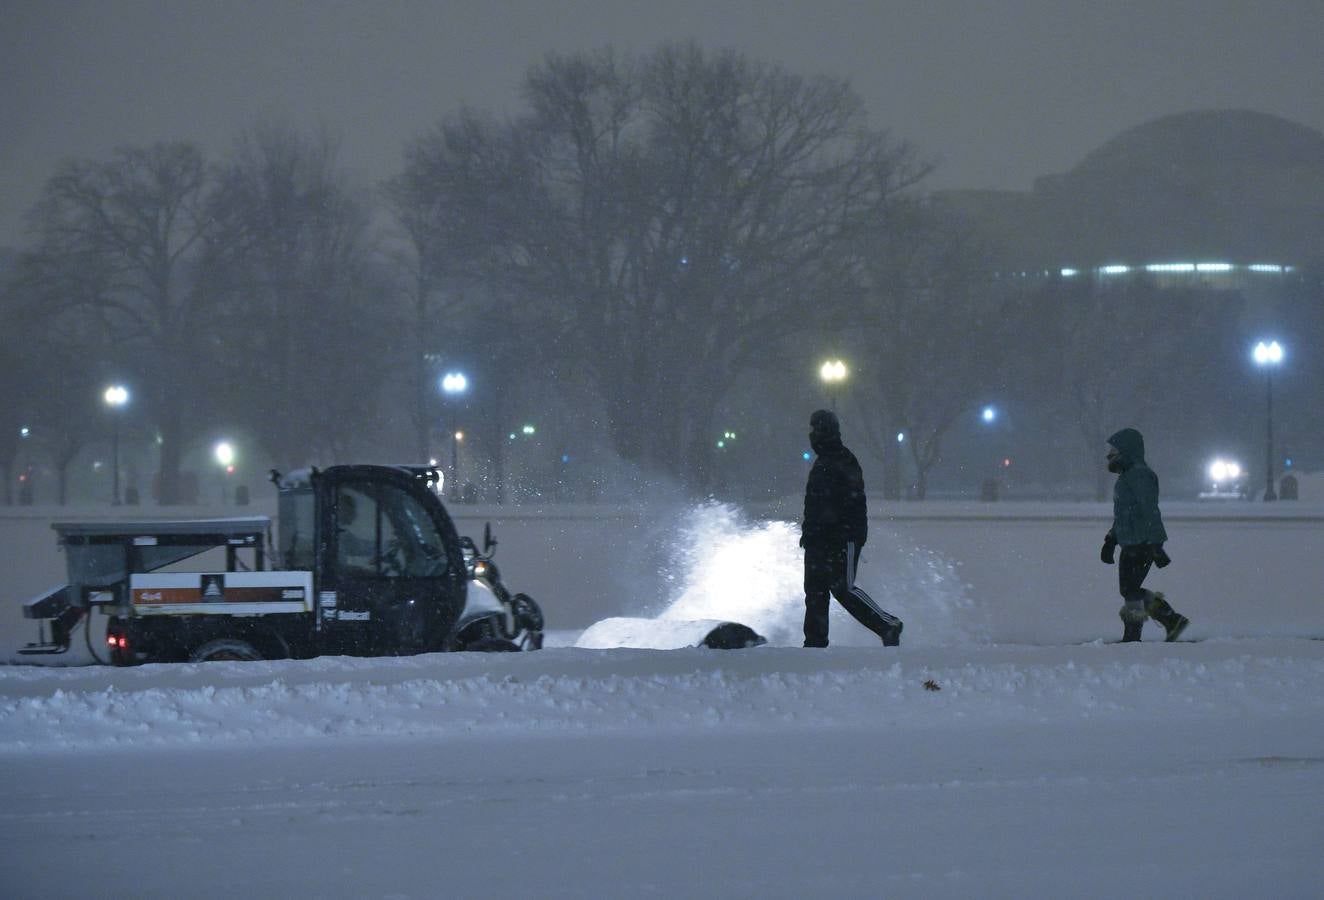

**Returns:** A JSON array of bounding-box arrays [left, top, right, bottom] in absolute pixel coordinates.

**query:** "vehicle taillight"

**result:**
[[106, 634, 128, 650]]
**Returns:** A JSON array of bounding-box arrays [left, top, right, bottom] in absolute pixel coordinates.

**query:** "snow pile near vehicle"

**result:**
[[647, 501, 984, 646], [4, 640, 1323, 754]]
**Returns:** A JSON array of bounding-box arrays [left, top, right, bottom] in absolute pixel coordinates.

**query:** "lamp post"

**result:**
[[103, 385, 130, 505], [440, 371, 468, 500], [819, 359, 848, 410], [1252, 340, 1284, 501]]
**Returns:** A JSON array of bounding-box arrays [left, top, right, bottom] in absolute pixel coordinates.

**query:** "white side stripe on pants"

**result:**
[[844, 541, 901, 626]]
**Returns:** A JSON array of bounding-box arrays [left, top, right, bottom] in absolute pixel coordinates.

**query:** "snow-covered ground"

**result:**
[[3, 500, 1323, 897]]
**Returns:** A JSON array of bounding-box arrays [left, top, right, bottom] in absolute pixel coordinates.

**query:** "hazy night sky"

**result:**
[[3, 0, 1322, 247]]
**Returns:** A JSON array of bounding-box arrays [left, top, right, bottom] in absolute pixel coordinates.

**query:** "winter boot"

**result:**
[[1145, 591, 1190, 642], [881, 620, 903, 648], [1119, 601, 1147, 643]]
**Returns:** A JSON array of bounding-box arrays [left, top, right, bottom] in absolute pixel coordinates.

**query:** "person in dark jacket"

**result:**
[[800, 409, 903, 648], [1100, 427, 1189, 642]]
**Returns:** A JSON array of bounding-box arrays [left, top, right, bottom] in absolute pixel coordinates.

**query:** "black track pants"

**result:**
[[1117, 544, 1155, 603], [803, 541, 900, 647]]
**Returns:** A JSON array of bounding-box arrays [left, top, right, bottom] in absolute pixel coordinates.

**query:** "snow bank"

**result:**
[[4, 640, 1323, 754]]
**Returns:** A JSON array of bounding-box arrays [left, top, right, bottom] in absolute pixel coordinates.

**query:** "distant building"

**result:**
[[939, 109, 1324, 291]]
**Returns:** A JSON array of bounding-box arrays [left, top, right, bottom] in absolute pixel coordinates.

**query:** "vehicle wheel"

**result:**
[[189, 638, 264, 662], [512, 593, 544, 631]]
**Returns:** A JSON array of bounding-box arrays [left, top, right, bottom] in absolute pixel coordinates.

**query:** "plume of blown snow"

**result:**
[[656, 501, 988, 647]]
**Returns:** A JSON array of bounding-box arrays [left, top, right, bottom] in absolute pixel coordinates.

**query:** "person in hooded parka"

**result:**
[[1100, 428, 1190, 642]]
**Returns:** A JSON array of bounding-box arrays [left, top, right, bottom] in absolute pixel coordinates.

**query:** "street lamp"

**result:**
[[440, 371, 468, 499], [1252, 340, 1284, 501], [214, 441, 235, 468], [103, 385, 130, 505], [981, 406, 997, 424], [819, 359, 848, 410]]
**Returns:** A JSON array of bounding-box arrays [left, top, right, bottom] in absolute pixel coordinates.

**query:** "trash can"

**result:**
[[1279, 474, 1299, 501]]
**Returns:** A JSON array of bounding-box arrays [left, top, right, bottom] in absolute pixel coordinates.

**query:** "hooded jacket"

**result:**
[[1107, 427, 1168, 546], [802, 431, 868, 547]]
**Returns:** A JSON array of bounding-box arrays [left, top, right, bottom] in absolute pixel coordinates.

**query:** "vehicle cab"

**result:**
[[278, 465, 469, 655]]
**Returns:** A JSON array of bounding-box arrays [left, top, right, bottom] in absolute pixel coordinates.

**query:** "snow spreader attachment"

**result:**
[[22, 517, 272, 656]]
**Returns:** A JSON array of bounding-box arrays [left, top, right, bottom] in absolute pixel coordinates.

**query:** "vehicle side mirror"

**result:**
[[483, 522, 496, 554]]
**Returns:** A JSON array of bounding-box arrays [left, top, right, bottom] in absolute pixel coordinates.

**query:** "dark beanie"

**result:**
[[809, 409, 840, 436]]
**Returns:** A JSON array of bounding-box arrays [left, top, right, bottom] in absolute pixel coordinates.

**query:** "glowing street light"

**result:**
[[1253, 340, 1284, 367], [819, 359, 848, 410], [214, 441, 235, 469], [213, 441, 236, 505], [441, 372, 468, 395], [1252, 341, 1285, 501], [440, 371, 469, 500], [981, 406, 997, 424], [103, 384, 130, 505]]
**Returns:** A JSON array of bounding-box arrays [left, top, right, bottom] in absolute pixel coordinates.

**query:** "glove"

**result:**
[[1100, 535, 1117, 565], [1153, 544, 1172, 568]]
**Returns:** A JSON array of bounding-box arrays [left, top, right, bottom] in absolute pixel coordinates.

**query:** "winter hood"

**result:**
[[1107, 428, 1147, 465]]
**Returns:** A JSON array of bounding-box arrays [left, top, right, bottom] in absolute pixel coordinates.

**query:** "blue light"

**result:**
[[561, 454, 570, 464], [802, 451, 811, 461], [981, 406, 997, 423], [1285, 458, 1293, 468]]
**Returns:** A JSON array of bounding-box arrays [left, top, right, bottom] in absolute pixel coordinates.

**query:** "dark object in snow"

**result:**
[[700, 621, 767, 650], [923, 679, 941, 692], [574, 617, 766, 650]]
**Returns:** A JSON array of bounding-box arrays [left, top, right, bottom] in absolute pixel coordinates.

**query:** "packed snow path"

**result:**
[[4, 640, 1323, 898]]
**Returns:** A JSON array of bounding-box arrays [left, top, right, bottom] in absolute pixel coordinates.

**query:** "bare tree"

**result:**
[[397, 43, 926, 491], [25, 143, 219, 503], [848, 199, 1016, 499], [2, 254, 124, 504], [382, 163, 496, 463], [204, 123, 392, 469], [1028, 276, 1244, 499], [0, 281, 38, 503]]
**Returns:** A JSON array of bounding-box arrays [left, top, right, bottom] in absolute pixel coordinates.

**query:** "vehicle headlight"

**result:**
[[1208, 458, 1243, 484]]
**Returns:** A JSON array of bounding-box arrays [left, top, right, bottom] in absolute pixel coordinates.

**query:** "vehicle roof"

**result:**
[[51, 517, 271, 538], [279, 464, 441, 490]]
